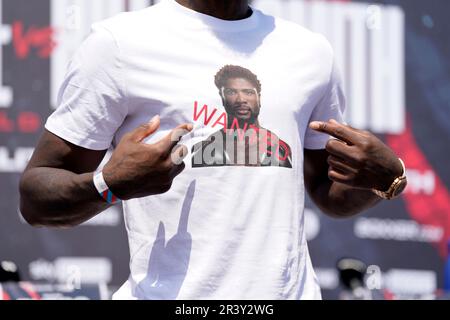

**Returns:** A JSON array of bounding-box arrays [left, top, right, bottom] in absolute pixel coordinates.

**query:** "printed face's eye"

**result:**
[[224, 88, 257, 97], [224, 88, 238, 96], [242, 89, 256, 96]]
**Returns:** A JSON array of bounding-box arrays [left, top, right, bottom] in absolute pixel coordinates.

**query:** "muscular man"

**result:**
[[19, 0, 407, 300], [192, 65, 292, 168]]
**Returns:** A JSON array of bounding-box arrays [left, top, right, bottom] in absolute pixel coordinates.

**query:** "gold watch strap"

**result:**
[[372, 158, 407, 200]]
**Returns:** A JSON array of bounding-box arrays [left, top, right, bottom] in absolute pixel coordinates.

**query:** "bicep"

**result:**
[[25, 130, 107, 174]]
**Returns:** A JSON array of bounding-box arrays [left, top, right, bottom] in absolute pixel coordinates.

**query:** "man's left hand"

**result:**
[[309, 119, 403, 191]]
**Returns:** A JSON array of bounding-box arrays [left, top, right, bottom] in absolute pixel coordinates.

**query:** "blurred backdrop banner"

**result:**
[[0, 0, 449, 299]]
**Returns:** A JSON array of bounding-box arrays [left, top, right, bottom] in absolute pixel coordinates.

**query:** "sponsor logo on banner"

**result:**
[[354, 217, 444, 242], [29, 257, 112, 286], [384, 269, 437, 296], [316, 264, 437, 298]]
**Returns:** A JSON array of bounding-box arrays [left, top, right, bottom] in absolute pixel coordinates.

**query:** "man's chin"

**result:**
[[230, 114, 252, 121], [235, 115, 251, 121]]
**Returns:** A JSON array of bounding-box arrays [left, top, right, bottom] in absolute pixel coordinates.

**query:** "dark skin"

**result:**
[[223, 78, 261, 128], [175, 0, 252, 21], [305, 119, 405, 218], [19, 0, 405, 228], [20, 116, 192, 227]]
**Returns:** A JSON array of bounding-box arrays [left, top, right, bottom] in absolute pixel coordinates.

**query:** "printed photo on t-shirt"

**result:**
[[191, 65, 292, 168]]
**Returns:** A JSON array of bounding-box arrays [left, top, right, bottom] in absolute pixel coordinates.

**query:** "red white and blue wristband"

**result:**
[[93, 171, 121, 204]]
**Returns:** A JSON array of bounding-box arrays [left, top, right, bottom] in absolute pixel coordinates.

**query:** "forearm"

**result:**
[[19, 167, 111, 228], [312, 180, 381, 218]]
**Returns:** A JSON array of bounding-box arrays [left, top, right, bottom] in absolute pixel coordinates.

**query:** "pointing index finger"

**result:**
[[155, 123, 194, 157], [309, 120, 358, 145]]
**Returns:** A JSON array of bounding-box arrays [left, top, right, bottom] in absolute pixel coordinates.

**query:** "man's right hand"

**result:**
[[102, 115, 193, 200]]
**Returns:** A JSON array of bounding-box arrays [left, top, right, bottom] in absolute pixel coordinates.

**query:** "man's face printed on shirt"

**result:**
[[222, 78, 260, 125], [190, 65, 293, 169]]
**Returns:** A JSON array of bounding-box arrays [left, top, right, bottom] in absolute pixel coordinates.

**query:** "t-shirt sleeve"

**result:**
[[304, 59, 346, 150], [45, 24, 128, 150]]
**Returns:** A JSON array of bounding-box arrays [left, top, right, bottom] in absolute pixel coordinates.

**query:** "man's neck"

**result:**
[[175, 0, 251, 21], [226, 118, 260, 130]]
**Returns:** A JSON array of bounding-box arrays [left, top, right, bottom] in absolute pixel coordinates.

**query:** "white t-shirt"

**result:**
[[45, 0, 345, 300]]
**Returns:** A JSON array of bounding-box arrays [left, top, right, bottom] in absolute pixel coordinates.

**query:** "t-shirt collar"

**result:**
[[163, 0, 260, 32]]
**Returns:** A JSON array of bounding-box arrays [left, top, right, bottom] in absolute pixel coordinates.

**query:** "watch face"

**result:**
[[393, 178, 408, 197]]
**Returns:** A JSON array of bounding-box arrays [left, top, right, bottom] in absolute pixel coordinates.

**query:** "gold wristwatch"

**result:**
[[372, 158, 407, 200]]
